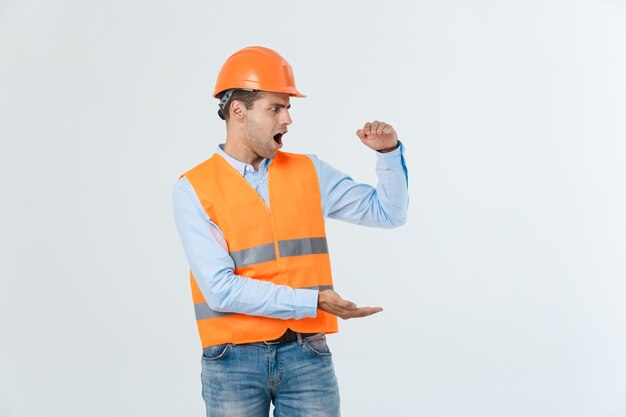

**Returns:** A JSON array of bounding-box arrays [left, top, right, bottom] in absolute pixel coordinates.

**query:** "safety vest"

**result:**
[[182, 151, 338, 347]]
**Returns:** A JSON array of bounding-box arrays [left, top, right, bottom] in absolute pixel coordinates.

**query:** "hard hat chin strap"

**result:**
[[217, 88, 256, 120]]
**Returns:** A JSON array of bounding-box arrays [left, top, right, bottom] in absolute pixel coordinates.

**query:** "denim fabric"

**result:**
[[200, 333, 340, 417]]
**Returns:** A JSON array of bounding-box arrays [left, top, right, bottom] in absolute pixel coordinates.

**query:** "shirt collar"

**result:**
[[217, 144, 271, 176]]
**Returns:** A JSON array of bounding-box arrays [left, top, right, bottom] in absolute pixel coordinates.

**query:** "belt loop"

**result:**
[[296, 332, 303, 345]]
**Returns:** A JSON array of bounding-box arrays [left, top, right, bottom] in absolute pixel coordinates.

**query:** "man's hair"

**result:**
[[217, 90, 264, 122]]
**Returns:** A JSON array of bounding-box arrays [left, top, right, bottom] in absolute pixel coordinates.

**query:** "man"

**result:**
[[172, 46, 408, 417]]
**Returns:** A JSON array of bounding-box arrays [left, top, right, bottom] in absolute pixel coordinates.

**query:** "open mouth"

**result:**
[[273, 131, 286, 147]]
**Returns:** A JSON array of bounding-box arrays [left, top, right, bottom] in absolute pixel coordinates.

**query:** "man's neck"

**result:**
[[223, 136, 262, 170]]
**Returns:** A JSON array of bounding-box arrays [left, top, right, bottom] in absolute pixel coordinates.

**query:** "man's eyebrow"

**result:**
[[269, 103, 291, 109]]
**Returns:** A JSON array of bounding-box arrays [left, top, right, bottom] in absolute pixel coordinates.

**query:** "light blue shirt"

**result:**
[[172, 143, 408, 320]]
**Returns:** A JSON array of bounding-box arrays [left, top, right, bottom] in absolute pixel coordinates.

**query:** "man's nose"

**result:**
[[281, 110, 292, 126]]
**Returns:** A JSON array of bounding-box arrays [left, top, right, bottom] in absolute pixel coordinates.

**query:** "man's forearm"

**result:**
[[202, 271, 319, 319]]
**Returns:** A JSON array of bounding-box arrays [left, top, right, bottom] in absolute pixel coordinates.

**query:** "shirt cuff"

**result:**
[[294, 288, 319, 319], [376, 140, 404, 169]]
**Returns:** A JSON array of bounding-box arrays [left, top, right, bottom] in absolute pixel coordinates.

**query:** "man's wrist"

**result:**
[[377, 142, 399, 153], [295, 288, 320, 318]]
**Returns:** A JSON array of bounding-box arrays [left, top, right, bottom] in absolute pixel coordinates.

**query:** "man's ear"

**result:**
[[230, 100, 245, 120]]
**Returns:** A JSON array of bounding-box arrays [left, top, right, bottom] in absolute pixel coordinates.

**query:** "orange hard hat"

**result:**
[[212, 46, 306, 98]]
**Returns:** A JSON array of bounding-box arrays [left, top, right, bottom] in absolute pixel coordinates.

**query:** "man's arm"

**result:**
[[172, 177, 319, 320], [311, 121, 409, 227]]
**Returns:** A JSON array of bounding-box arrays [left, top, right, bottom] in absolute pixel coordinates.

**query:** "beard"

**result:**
[[244, 123, 280, 160]]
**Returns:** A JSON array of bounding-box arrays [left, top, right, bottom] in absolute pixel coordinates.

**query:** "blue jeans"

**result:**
[[200, 332, 340, 417]]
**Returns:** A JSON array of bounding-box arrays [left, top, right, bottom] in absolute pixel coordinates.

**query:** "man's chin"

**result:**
[[267, 146, 280, 158]]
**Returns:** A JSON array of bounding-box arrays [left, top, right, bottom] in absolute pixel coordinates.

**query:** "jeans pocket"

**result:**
[[303, 333, 332, 357], [201, 343, 231, 362]]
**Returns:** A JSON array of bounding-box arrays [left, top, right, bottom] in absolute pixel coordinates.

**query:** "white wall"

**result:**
[[1, 1, 625, 416]]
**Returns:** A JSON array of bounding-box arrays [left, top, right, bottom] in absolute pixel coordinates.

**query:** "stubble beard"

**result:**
[[247, 130, 274, 159], [245, 122, 276, 161]]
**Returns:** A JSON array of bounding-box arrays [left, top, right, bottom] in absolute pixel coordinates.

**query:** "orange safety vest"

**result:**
[[182, 151, 338, 347]]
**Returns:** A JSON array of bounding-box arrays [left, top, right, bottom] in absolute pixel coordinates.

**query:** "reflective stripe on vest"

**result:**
[[182, 151, 338, 347], [229, 237, 329, 268]]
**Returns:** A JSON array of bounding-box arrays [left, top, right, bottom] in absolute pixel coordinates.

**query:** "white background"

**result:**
[[1, 1, 626, 416]]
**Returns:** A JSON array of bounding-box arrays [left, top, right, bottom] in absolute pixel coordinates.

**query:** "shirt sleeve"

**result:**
[[172, 177, 319, 320], [309, 141, 409, 227]]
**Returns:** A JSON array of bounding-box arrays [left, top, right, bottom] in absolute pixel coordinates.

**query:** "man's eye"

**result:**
[[270, 107, 278, 112]]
